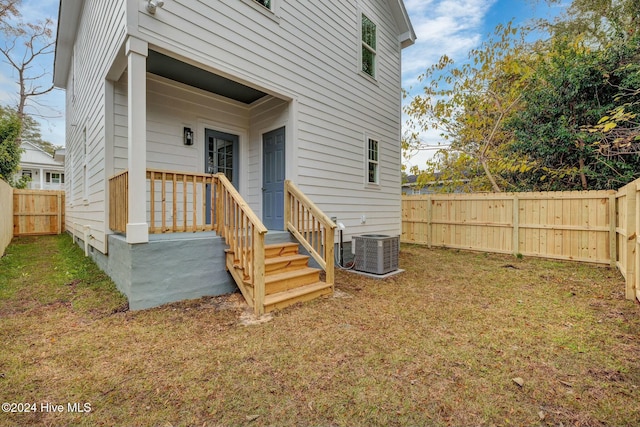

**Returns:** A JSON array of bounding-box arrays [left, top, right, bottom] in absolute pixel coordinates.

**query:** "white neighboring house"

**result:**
[[53, 0, 415, 311], [17, 141, 65, 190]]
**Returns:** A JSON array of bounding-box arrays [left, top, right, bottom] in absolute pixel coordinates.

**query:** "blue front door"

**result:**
[[262, 127, 285, 230]]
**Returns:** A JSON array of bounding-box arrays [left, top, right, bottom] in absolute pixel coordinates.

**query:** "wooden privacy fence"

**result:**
[[615, 179, 640, 302], [402, 190, 616, 265], [0, 179, 12, 256], [13, 189, 65, 236], [402, 181, 640, 301]]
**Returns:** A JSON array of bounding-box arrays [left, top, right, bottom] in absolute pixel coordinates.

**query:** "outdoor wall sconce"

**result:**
[[183, 127, 194, 146], [146, 0, 164, 14]]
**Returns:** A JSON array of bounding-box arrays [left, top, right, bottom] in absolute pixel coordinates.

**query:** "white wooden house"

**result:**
[[53, 0, 415, 312], [16, 141, 65, 190]]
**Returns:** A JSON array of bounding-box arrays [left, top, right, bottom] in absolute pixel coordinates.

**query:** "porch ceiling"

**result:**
[[147, 50, 268, 104]]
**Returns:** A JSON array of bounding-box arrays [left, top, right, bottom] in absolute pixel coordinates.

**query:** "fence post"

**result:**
[[57, 193, 62, 234], [635, 184, 640, 301], [512, 195, 519, 256], [609, 194, 616, 268], [325, 225, 335, 290], [426, 195, 432, 248], [624, 181, 636, 300], [253, 228, 266, 315]]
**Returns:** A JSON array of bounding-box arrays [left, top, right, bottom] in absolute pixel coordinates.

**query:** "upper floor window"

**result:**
[[253, 0, 271, 9], [361, 14, 377, 79], [367, 138, 379, 185]]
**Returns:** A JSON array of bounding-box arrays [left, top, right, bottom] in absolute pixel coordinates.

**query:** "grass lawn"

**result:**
[[1, 234, 639, 426]]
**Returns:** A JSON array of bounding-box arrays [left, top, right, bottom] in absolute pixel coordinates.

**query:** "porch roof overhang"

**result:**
[[147, 51, 268, 104]]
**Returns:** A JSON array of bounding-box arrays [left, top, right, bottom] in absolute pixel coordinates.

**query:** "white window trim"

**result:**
[[83, 127, 89, 204], [358, 10, 378, 83], [364, 134, 381, 188], [68, 148, 73, 206], [240, 0, 280, 22], [46, 172, 64, 184]]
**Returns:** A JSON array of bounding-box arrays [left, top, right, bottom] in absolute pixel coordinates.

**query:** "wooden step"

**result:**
[[264, 281, 333, 312], [265, 253, 310, 275], [265, 267, 320, 294], [264, 242, 299, 259], [226, 242, 300, 261]]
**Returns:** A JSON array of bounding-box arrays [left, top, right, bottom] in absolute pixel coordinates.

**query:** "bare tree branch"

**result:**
[[0, 16, 56, 145]]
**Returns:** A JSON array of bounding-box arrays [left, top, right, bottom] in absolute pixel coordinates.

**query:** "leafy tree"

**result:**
[[0, 105, 58, 155], [404, 0, 640, 192], [0, 108, 23, 185], [588, 35, 640, 157], [541, 0, 640, 42], [506, 33, 640, 190], [404, 23, 534, 192]]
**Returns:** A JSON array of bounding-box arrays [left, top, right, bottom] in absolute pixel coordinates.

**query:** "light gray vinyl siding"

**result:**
[[135, 0, 404, 239], [65, 0, 126, 253], [115, 74, 259, 175], [113, 73, 128, 173]]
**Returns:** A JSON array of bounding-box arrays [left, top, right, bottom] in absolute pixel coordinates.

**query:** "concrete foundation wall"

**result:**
[[86, 232, 236, 310], [77, 229, 345, 310]]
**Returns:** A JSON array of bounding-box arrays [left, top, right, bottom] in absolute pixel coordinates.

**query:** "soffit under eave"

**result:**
[[389, 0, 416, 48], [53, 0, 82, 88]]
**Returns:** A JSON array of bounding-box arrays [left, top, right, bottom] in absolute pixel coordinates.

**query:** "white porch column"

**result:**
[[125, 36, 149, 244], [39, 168, 44, 189]]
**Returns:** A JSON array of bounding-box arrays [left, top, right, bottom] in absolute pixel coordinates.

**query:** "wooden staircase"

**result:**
[[227, 242, 333, 313], [108, 169, 335, 315], [213, 174, 335, 315]]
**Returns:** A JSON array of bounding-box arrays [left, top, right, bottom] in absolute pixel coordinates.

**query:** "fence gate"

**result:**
[[13, 190, 65, 236]]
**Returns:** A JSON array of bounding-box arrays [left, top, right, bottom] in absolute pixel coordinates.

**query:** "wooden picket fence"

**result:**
[[0, 180, 12, 256], [615, 179, 640, 302], [12, 189, 65, 236], [402, 179, 640, 302]]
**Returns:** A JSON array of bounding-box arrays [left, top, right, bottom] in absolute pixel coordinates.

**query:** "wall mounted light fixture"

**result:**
[[183, 127, 194, 146], [146, 0, 165, 14]]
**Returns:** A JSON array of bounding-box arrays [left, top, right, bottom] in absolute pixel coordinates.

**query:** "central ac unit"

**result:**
[[353, 234, 399, 275]]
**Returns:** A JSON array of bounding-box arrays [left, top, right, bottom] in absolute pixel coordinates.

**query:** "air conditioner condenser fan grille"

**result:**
[[354, 235, 399, 275]]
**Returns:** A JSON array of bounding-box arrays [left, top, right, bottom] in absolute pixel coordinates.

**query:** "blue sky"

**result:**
[[0, 0, 566, 168]]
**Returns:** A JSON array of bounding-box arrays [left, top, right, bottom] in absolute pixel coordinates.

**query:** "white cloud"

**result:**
[[14, 0, 58, 25], [403, 0, 497, 79]]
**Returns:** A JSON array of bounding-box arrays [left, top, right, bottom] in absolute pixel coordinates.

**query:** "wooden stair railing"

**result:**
[[146, 169, 217, 233], [284, 180, 337, 290], [214, 173, 268, 314], [108, 170, 337, 314]]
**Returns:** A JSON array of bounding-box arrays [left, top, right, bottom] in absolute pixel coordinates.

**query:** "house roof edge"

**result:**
[[53, 0, 83, 88], [391, 0, 416, 48]]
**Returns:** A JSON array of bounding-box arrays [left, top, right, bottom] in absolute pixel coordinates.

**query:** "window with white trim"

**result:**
[[46, 172, 64, 184], [367, 137, 379, 185], [361, 13, 377, 78], [253, 0, 271, 9]]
